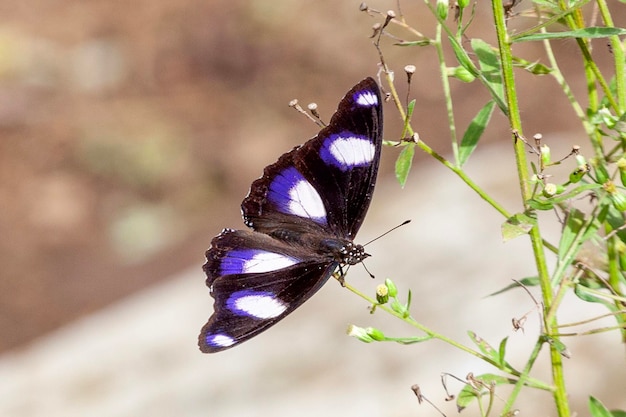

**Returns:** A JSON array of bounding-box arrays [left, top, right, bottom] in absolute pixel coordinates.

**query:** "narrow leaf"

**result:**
[[401, 100, 416, 139], [471, 39, 504, 106], [512, 56, 552, 75], [527, 198, 554, 210], [449, 36, 480, 77], [488, 276, 540, 296], [498, 337, 508, 366], [588, 396, 614, 417], [502, 212, 536, 242], [472, 38, 500, 74], [456, 374, 516, 411], [458, 100, 495, 166], [559, 208, 585, 260], [395, 143, 415, 188], [514, 27, 626, 42], [468, 331, 498, 361], [394, 40, 432, 47]]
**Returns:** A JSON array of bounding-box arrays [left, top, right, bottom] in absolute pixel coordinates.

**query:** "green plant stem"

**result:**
[[433, 19, 460, 164], [540, 25, 604, 157], [509, 0, 591, 41], [385, 77, 560, 255], [559, 1, 619, 114], [342, 280, 552, 390], [595, 0, 625, 114], [491, 1, 570, 416], [383, 73, 510, 219], [502, 337, 548, 414], [606, 231, 626, 342], [418, 140, 511, 217]]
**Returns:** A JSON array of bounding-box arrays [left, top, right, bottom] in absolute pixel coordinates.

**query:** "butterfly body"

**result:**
[[199, 78, 383, 353]]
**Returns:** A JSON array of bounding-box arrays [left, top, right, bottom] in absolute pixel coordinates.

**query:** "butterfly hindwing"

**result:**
[[200, 229, 337, 353], [199, 78, 383, 353], [242, 78, 383, 239]]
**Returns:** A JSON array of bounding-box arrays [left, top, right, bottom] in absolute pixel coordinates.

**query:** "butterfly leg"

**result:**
[[335, 265, 347, 287]]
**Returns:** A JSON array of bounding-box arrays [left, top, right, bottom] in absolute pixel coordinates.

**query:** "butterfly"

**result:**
[[199, 77, 383, 353]]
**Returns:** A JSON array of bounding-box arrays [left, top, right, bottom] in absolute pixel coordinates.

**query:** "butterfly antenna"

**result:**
[[363, 219, 411, 246], [361, 260, 375, 279]]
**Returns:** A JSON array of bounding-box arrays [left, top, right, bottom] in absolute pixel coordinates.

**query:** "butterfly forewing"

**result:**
[[242, 78, 383, 238], [199, 78, 383, 353]]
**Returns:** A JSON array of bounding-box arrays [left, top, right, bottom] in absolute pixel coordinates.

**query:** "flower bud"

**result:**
[[385, 278, 398, 297], [347, 325, 374, 343], [457, 0, 470, 8], [617, 157, 626, 187], [540, 144, 551, 168], [575, 154, 587, 166], [569, 164, 590, 184], [390, 299, 407, 316], [542, 183, 563, 197], [603, 180, 626, 211], [376, 284, 389, 304], [436, 0, 449, 19], [366, 327, 386, 341], [592, 160, 609, 183], [610, 191, 626, 212], [449, 66, 475, 83]]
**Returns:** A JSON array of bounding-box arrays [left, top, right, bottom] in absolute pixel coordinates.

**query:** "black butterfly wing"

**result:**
[[242, 77, 383, 240], [199, 229, 337, 353], [199, 78, 383, 353]]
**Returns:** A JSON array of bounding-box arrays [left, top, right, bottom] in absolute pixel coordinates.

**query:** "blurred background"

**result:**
[[0, 1, 624, 416]]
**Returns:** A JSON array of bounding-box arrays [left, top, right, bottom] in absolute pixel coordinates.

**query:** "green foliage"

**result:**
[[349, 0, 626, 415]]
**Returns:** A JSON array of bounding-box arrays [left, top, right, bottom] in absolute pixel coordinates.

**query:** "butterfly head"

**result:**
[[340, 242, 369, 266]]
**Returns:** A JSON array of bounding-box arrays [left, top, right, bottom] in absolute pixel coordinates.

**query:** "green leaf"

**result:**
[[468, 331, 498, 361], [574, 284, 613, 307], [472, 39, 500, 74], [498, 337, 508, 366], [394, 40, 432, 47], [514, 27, 626, 42], [559, 208, 585, 261], [456, 374, 516, 411], [488, 276, 540, 296], [395, 143, 415, 188], [449, 36, 480, 77], [511, 55, 552, 75], [502, 212, 536, 241], [527, 198, 554, 211], [402, 100, 416, 139], [558, 205, 606, 272], [406, 289, 412, 315], [606, 204, 626, 243], [543, 336, 570, 358], [471, 39, 505, 107], [589, 396, 615, 417], [458, 100, 495, 166]]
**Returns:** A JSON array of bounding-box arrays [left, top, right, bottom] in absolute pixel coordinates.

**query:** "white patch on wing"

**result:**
[[244, 252, 298, 273], [327, 136, 375, 167], [288, 179, 327, 220], [354, 91, 378, 106], [230, 292, 288, 319], [207, 334, 235, 348]]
